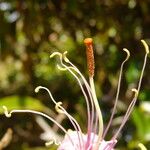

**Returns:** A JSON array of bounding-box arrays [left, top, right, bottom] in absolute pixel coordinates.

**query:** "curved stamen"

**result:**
[[112, 89, 138, 139], [58, 65, 90, 149], [63, 53, 98, 148], [2, 106, 77, 149], [112, 40, 149, 140], [51, 52, 92, 136], [35, 86, 84, 149], [103, 48, 130, 138], [137, 40, 149, 92], [52, 51, 97, 147], [138, 143, 147, 150], [54, 101, 84, 149], [45, 138, 61, 147]]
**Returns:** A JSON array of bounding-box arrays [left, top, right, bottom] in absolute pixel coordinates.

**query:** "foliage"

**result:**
[[0, 0, 150, 149]]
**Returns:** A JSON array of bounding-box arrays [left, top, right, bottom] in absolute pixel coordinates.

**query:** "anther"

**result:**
[[57, 64, 67, 71], [55, 102, 64, 114], [45, 139, 61, 147], [3, 106, 11, 118], [50, 52, 62, 59], [123, 48, 130, 60], [141, 40, 149, 54], [131, 88, 138, 97], [138, 143, 147, 150], [63, 51, 69, 63], [35, 86, 42, 93]]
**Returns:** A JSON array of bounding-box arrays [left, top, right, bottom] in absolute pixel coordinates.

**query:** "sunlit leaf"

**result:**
[[0, 95, 47, 114]]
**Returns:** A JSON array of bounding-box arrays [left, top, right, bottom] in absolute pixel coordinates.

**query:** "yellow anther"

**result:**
[[45, 139, 61, 147], [141, 40, 149, 54], [55, 102, 64, 114], [3, 106, 11, 118], [63, 51, 69, 63], [45, 140, 54, 147], [50, 52, 62, 58], [57, 64, 67, 71], [138, 143, 147, 150], [123, 48, 130, 61], [131, 88, 138, 97], [35, 86, 42, 93]]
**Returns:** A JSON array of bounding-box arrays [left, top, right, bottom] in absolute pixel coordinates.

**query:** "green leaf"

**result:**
[[125, 62, 140, 83], [0, 95, 47, 114], [132, 107, 150, 141]]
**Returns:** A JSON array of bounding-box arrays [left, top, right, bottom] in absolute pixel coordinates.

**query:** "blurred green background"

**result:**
[[0, 0, 150, 149]]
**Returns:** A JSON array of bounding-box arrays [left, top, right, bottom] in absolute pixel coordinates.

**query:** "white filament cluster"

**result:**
[[2, 39, 149, 150]]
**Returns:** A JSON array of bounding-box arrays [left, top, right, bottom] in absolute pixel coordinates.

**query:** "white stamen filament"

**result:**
[[35, 86, 84, 149], [63, 52, 103, 149], [63, 53, 96, 132], [52, 52, 98, 148], [2, 106, 77, 149], [50, 52, 92, 134], [113, 40, 149, 140], [3, 38, 148, 150], [112, 89, 138, 139], [103, 48, 130, 138]]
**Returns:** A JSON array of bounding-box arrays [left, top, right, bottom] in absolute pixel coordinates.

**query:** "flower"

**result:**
[[3, 39, 149, 150]]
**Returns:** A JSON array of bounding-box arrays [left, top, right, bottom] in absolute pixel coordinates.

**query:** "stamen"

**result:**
[[55, 102, 64, 114], [45, 138, 61, 147], [113, 40, 149, 140], [51, 51, 98, 148], [103, 48, 130, 138], [50, 52, 62, 59], [50, 51, 89, 147], [112, 89, 137, 140], [63, 51, 70, 63], [91, 115, 98, 149], [2, 106, 76, 148], [51, 52, 92, 129], [84, 38, 95, 77], [141, 40, 149, 54], [57, 64, 68, 71], [62, 50, 101, 147], [35, 86, 84, 149], [131, 88, 138, 97], [63, 58, 97, 147], [123, 48, 130, 60], [137, 40, 149, 93], [3, 106, 11, 118], [57, 64, 74, 71], [35, 86, 42, 93], [138, 143, 147, 150]]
